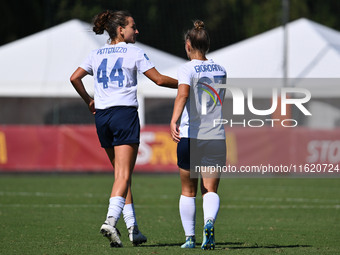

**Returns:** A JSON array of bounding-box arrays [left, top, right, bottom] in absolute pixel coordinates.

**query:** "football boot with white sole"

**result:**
[[100, 221, 123, 248]]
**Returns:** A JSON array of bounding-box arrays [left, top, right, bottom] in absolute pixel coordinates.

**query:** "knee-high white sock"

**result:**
[[203, 192, 220, 225], [106, 196, 126, 226], [123, 203, 137, 229], [179, 195, 196, 237]]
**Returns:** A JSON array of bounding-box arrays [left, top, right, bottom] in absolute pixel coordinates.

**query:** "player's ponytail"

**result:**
[[193, 20, 205, 31], [93, 10, 111, 35], [185, 20, 210, 54], [93, 10, 131, 40]]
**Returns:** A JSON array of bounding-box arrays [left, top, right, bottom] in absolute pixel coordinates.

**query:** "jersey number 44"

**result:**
[[97, 57, 125, 89]]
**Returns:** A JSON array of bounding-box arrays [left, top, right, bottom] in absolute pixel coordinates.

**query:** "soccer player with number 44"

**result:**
[[70, 10, 177, 248]]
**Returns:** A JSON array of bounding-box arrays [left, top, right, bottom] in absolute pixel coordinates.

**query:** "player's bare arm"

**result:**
[[144, 67, 178, 89], [170, 84, 190, 142], [70, 67, 95, 114]]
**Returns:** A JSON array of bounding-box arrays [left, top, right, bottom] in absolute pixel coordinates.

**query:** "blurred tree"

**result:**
[[304, 0, 340, 28], [0, 0, 339, 57], [0, 0, 44, 45]]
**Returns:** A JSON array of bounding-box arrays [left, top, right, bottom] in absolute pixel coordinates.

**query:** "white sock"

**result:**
[[123, 203, 137, 229], [203, 192, 220, 225], [106, 196, 126, 225], [179, 195, 196, 237]]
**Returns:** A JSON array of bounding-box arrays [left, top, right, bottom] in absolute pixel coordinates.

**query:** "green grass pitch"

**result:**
[[0, 174, 339, 255]]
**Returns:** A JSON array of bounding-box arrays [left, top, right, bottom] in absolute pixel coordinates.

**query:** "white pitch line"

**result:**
[[0, 191, 106, 198], [1, 191, 340, 206], [0, 204, 339, 209], [0, 203, 105, 208], [220, 205, 340, 209], [231, 196, 340, 204]]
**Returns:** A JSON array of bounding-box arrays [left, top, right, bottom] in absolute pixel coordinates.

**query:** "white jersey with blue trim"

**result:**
[[80, 42, 154, 109], [178, 59, 227, 140]]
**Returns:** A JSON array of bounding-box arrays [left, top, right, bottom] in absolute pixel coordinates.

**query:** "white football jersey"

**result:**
[[80, 42, 154, 109], [178, 59, 227, 139]]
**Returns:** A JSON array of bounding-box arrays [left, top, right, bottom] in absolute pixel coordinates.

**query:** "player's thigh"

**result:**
[[114, 143, 139, 179], [104, 147, 115, 166]]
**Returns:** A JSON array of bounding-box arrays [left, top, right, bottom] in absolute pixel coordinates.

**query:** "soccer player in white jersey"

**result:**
[[70, 10, 177, 248], [170, 20, 227, 250]]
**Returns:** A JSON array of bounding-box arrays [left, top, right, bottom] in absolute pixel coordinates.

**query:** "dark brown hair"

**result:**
[[93, 10, 131, 40], [184, 20, 210, 54]]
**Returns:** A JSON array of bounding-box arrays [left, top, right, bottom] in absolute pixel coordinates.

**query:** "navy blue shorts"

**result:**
[[177, 138, 226, 170], [95, 106, 140, 148]]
